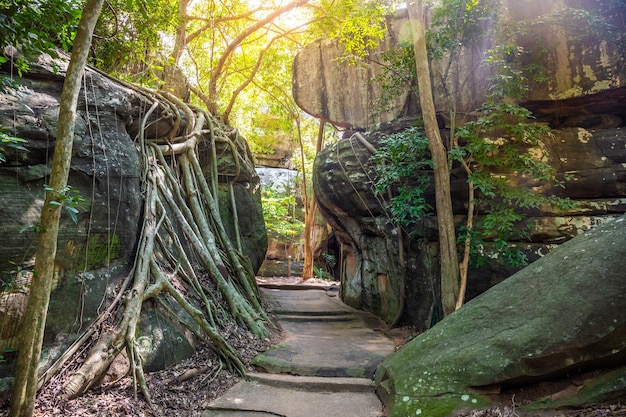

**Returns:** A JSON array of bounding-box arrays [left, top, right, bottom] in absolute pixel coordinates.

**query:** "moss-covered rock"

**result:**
[[376, 215, 626, 417]]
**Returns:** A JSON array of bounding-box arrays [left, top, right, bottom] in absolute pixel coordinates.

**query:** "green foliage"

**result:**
[[371, 126, 433, 236], [3, 260, 31, 291], [427, 0, 498, 58], [310, 0, 389, 62], [261, 185, 304, 241], [451, 44, 575, 266], [90, 0, 177, 77], [0, 130, 28, 164], [526, 3, 622, 41], [371, 40, 416, 115], [370, 0, 579, 268], [45, 184, 88, 224], [313, 265, 334, 281], [0, 0, 82, 76]]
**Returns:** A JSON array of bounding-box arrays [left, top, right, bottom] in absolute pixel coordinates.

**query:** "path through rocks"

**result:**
[[202, 284, 396, 416]]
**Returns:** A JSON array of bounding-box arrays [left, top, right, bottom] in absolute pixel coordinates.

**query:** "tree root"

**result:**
[[39, 82, 270, 404]]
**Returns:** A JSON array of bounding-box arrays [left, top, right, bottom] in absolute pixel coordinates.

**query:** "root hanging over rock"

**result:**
[[36, 78, 271, 406]]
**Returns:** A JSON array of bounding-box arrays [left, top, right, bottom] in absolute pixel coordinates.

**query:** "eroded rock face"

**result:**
[[0, 55, 266, 372], [292, 12, 412, 130], [314, 114, 626, 327], [293, 1, 626, 130], [307, 1, 626, 327], [375, 215, 626, 417]]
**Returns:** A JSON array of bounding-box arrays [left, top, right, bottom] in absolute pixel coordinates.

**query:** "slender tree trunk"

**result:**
[[406, 0, 460, 317], [172, 0, 191, 64], [302, 119, 324, 280], [9, 1, 103, 416], [455, 136, 474, 311]]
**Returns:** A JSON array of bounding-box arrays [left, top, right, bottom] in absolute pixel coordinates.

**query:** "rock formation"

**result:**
[[0, 54, 266, 376], [375, 214, 626, 417], [297, 1, 626, 327]]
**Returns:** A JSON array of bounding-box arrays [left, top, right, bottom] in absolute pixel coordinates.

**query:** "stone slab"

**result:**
[[204, 287, 394, 417], [260, 288, 352, 316], [254, 288, 395, 378], [252, 318, 395, 378], [202, 378, 384, 417]]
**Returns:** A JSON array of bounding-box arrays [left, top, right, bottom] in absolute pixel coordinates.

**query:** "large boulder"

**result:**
[[314, 113, 626, 326], [0, 54, 266, 374], [293, 1, 626, 130], [375, 215, 626, 417], [307, 0, 626, 327]]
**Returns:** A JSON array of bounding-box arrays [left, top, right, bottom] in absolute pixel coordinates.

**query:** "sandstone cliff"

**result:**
[[296, 0, 626, 327]]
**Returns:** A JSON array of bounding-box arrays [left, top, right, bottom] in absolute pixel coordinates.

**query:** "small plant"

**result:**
[[0, 130, 28, 164], [371, 126, 433, 236], [313, 265, 333, 281], [44, 184, 87, 223], [321, 251, 336, 278], [3, 260, 32, 291]]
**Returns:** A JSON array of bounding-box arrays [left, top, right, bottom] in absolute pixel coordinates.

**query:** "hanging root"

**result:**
[[42, 83, 269, 402]]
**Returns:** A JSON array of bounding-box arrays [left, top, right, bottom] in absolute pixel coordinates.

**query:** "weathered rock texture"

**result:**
[[292, 13, 412, 130], [294, 1, 626, 130], [305, 1, 626, 327], [375, 215, 626, 417], [0, 55, 266, 372]]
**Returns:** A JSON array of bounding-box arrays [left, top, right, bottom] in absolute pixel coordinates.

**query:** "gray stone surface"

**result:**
[[375, 215, 626, 417], [293, 2, 626, 129], [253, 288, 395, 378], [313, 122, 626, 328], [203, 287, 395, 417], [0, 54, 267, 374], [204, 378, 384, 417], [302, 1, 626, 330]]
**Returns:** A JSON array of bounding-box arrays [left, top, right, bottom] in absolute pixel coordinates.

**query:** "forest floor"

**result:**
[[9, 309, 281, 417], [0, 276, 624, 417]]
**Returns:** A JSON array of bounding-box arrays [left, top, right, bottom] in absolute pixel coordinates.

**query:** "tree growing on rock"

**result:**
[[405, 0, 460, 316], [9, 2, 104, 416], [366, 0, 580, 317]]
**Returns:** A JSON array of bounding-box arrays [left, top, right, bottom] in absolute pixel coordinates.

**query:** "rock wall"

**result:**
[[376, 214, 626, 417], [305, 1, 626, 327], [293, 1, 626, 130], [0, 55, 266, 371], [292, 14, 412, 131]]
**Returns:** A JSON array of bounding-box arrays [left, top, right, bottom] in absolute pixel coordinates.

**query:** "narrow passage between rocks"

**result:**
[[202, 283, 396, 417]]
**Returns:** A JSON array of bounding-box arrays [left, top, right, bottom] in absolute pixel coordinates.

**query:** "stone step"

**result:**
[[245, 372, 375, 393], [202, 377, 384, 417], [202, 287, 393, 417], [277, 313, 357, 322]]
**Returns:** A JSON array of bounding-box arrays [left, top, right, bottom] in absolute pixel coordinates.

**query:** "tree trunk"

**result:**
[[302, 119, 325, 280], [9, 1, 104, 416], [406, 0, 460, 317]]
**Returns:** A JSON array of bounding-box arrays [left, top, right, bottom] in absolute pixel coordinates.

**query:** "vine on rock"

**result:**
[[37, 76, 270, 406]]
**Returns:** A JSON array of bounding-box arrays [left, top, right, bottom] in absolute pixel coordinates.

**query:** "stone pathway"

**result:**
[[202, 285, 396, 417]]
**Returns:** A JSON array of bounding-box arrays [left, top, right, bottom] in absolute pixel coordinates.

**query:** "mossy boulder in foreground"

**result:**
[[376, 216, 626, 417]]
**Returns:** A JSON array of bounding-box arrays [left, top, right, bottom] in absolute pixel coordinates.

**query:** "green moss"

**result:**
[[85, 233, 121, 268], [346, 367, 367, 378], [390, 392, 489, 417]]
